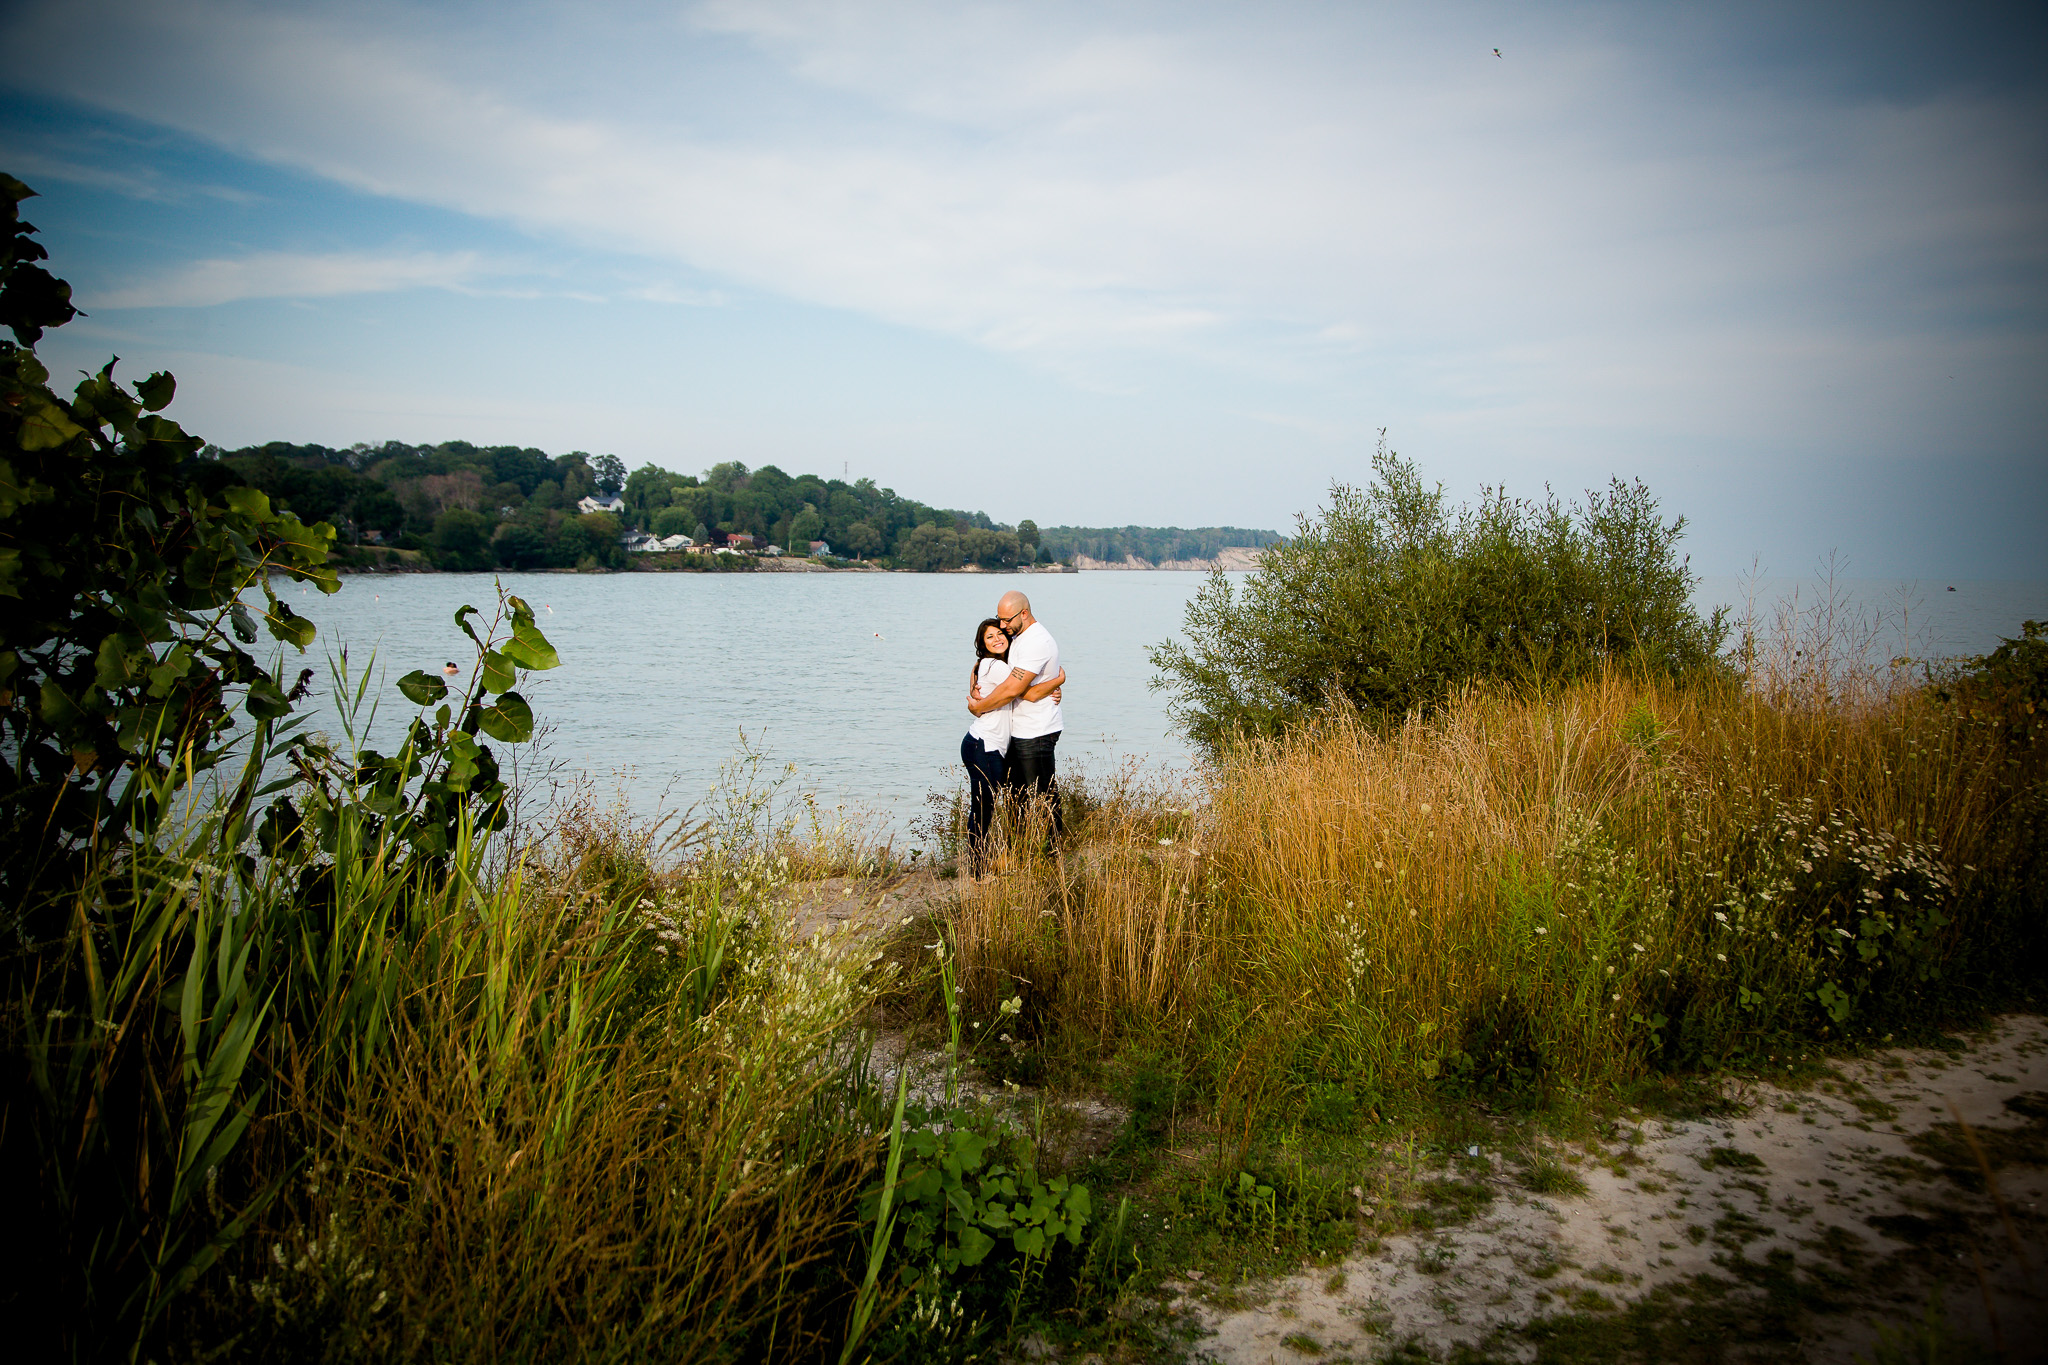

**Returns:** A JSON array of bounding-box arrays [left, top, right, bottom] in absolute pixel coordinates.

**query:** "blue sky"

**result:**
[[3, 0, 2043, 576]]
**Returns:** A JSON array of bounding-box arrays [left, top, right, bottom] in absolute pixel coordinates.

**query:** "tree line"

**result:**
[[1035, 525, 1278, 565], [210, 439, 1281, 572]]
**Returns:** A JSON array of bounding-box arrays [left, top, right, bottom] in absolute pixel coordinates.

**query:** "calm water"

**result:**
[[286, 570, 2047, 833], [290, 570, 1218, 833]]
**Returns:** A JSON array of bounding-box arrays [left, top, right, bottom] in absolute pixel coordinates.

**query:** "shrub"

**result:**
[[1150, 442, 1727, 752], [0, 173, 339, 918]]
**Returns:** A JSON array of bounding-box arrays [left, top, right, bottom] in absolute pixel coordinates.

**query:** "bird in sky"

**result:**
[[1493, 48, 1502, 58]]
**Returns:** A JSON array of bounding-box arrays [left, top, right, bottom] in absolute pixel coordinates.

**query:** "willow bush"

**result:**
[[1150, 444, 1728, 753]]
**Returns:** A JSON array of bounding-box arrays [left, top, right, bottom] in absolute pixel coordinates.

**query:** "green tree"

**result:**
[[591, 452, 626, 496], [651, 505, 697, 538], [1151, 446, 1726, 753], [432, 507, 493, 570], [1016, 518, 1040, 553], [961, 526, 1020, 568], [841, 520, 881, 560], [492, 520, 547, 569], [0, 174, 341, 909], [790, 504, 825, 548], [896, 522, 963, 572], [569, 511, 626, 568]]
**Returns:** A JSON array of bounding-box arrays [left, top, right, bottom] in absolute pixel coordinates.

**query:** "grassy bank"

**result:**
[[941, 649, 2047, 1156]]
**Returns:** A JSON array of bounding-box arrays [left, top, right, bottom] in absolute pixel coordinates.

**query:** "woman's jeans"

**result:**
[[961, 733, 1007, 874]]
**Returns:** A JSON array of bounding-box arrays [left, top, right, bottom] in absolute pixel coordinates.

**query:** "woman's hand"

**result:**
[[1020, 667, 1065, 703]]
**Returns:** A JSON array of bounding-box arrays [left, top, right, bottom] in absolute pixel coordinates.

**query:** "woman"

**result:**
[[961, 617, 1063, 878]]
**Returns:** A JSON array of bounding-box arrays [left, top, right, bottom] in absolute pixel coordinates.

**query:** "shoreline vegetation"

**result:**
[[6, 172, 2046, 1363], [197, 427, 1280, 577]]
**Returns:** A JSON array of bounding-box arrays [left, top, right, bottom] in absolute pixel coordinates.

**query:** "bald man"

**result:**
[[968, 589, 1064, 835]]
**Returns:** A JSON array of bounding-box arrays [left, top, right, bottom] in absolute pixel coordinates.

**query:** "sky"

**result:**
[[2, 0, 2044, 577]]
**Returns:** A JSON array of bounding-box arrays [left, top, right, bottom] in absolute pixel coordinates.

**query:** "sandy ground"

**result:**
[[785, 868, 951, 944], [781, 879, 2045, 1361], [1179, 1017, 2048, 1364]]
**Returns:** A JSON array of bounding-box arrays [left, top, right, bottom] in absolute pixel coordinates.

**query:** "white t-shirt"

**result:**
[[1005, 621, 1062, 739], [967, 657, 1013, 754]]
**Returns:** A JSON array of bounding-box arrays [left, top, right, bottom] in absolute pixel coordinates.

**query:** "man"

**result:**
[[968, 589, 1063, 836]]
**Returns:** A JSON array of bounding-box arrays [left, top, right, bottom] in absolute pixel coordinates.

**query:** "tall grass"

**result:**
[[946, 648, 2045, 1144], [7, 755, 897, 1362]]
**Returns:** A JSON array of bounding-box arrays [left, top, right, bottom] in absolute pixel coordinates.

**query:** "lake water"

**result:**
[[287, 570, 2046, 835]]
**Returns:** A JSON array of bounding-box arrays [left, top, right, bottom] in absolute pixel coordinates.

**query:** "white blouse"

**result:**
[[967, 656, 1013, 755]]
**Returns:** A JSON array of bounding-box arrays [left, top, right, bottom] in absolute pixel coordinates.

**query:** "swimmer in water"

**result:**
[[442, 661, 460, 678]]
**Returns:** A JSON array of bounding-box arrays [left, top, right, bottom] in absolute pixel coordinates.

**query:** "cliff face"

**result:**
[[1073, 545, 1266, 572]]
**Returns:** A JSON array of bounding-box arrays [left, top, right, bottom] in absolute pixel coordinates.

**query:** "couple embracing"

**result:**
[[960, 590, 1065, 878]]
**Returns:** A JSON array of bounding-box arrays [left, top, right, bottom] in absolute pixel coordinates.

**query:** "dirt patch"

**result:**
[[785, 868, 956, 947], [1180, 1017, 2048, 1363]]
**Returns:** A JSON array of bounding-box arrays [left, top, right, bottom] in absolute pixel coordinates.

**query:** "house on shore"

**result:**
[[577, 494, 626, 516], [726, 532, 757, 553], [808, 540, 832, 557]]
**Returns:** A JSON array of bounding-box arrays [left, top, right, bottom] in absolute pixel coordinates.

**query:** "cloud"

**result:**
[[3, 147, 260, 205], [2, 0, 2043, 558], [93, 249, 504, 308], [8, 1, 2042, 385]]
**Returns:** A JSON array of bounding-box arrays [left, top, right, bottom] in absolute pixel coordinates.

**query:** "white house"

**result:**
[[623, 531, 661, 553], [576, 494, 626, 515], [658, 533, 694, 551], [808, 540, 832, 557]]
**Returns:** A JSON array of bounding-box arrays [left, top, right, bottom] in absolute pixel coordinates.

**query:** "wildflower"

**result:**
[[1715, 953, 1727, 962], [1159, 837, 1173, 846], [1420, 803, 1432, 815], [1713, 911, 1728, 923], [1534, 926, 1548, 935], [1631, 942, 1645, 953]]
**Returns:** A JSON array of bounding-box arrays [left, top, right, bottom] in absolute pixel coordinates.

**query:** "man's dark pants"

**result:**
[[1006, 731, 1062, 838]]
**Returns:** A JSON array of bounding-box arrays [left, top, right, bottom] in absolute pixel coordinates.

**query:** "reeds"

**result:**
[[7, 761, 897, 1362], [944, 656, 2044, 1136]]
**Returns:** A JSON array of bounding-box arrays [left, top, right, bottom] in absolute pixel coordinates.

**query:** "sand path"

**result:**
[[1179, 1016, 2047, 1363]]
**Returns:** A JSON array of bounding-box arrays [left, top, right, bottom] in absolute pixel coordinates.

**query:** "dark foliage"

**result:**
[[1151, 444, 1728, 750]]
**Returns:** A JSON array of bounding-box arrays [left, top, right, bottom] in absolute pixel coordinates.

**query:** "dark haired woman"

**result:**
[[962, 617, 1064, 879]]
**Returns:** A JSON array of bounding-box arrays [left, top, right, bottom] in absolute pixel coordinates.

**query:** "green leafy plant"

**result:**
[[1150, 438, 1727, 751], [0, 173, 340, 920]]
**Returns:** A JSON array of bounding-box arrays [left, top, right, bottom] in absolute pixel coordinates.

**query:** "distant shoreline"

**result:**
[[327, 551, 1265, 576]]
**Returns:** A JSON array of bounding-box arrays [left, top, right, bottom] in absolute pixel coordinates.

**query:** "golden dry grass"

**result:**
[[944, 662, 2039, 1130]]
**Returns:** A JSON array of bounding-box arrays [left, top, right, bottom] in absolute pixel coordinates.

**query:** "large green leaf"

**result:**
[[221, 486, 271, 522], [263, 600, 316, 650], [396, 670, 447, 706], [135, 370, 176, 412], [499, 622, 559, 671], [958, 1224, 998, 1266], [475, 690, 534, 743], [478, 649, 516, 694], [16, 399, 84, 450], [245, 677, 291, 721]]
